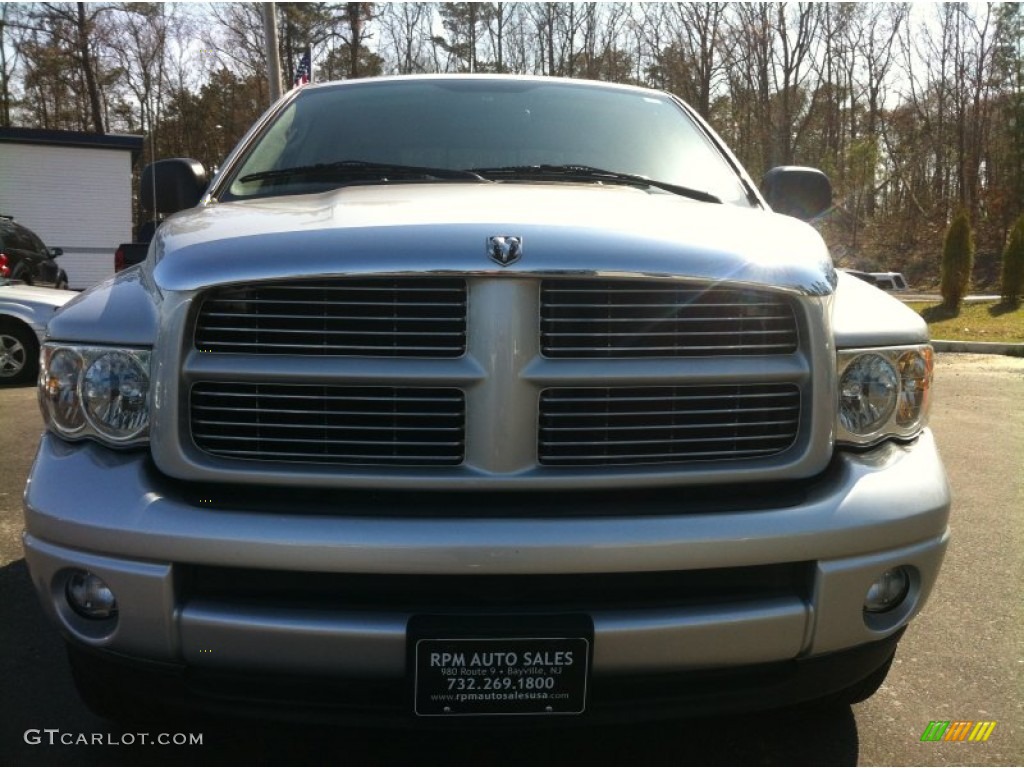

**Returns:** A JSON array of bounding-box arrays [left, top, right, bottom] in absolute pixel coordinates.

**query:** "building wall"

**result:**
[[0, 143, 134, 289]]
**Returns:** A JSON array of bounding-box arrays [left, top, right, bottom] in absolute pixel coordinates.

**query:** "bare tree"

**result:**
[[2, 0, 1020, 289], [378, 2, 434, 74], [104, 3, 172, 136], [0, 4, 24, 127], [33, 2, 109, 132], [641, 2, 726, 117], [204, 2, 268, 102]]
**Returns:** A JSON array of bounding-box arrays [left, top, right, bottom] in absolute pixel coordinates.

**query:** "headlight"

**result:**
[[836, 345, 933, 446], [41, 347, 86, 433], [39, 345, 151, 447], [839, 353, 897, 434], [895, 348, 933, 427]]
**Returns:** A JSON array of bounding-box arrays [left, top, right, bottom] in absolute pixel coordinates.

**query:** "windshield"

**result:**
[[222, 79, 751, 206]]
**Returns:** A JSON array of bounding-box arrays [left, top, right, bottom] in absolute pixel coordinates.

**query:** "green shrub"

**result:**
[[940, 210, 975, 312], [1000, 214, 1024, 306]]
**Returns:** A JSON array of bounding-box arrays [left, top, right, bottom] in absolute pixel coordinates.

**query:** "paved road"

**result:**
[[1, 354, 1021, 766]]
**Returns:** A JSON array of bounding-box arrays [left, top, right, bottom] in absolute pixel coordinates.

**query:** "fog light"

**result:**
[[65, 571, 118, 619], [864, 567, 909, 613]]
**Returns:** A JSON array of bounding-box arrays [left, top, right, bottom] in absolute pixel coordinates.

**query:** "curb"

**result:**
[[932, 340, 1024, 356]]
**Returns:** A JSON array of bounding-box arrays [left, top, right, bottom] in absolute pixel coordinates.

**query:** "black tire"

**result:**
[[55, 271, 69, 290], [11, 264, 33, 285], [0, 320, 39, 386]]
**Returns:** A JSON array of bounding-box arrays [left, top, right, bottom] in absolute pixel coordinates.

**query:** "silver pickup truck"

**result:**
[[24, 75, 949, 724]]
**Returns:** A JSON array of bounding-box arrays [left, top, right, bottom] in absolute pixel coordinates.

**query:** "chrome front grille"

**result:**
[[539, 385, 801, 466], [540, 280, 798, 358], [194, 278, 467, 357], [190, 383, 465, 466], [176, 276, 822, 484]]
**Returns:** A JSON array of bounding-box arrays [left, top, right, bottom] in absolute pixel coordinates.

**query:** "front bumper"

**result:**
[[65, 630, 904, 724], [23, 430, 950, 713]]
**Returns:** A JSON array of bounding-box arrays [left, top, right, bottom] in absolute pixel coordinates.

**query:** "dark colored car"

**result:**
[[114, 242, 149, 273], [0, 215, 68, 289]]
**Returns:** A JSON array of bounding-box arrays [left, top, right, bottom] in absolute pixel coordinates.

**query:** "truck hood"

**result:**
[[151, 183, 835, 295]]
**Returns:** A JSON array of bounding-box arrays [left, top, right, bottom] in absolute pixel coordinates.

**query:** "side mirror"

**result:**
[[761, 166, 832, 221], [49, 247, 63, 258], [140, 158, 209, 215]]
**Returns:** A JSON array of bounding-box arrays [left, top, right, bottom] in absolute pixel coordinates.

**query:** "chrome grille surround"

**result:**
[[541, 280, 798, 358], [194, 278, 467, 358], [539, 384, 801, 466], [156, 272, 833, 490]]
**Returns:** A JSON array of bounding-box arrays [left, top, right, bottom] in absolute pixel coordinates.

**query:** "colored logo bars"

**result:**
[[920, 721, 997, 742]]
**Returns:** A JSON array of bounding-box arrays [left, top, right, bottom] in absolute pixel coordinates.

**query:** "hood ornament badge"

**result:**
[[487, 236, 522, 267]]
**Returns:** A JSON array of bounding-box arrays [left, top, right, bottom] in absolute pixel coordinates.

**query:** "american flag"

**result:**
[[294, 50, 311, 87]]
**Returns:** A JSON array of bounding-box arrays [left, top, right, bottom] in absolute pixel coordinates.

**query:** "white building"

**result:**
[[0, 128, 143, 290]]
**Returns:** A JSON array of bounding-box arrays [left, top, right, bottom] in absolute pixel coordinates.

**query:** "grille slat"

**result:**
[[541, 280, 798, 358], [199, 449, 463, 464], [196, 341, 464, 353], [542, 434, 794, 447], [203, 312, 462, 323], [205, 284, 463, 293], [195, 278, 467, 358], [549, 344, 795, 353], [543, 315, 794, 323], [191, 383, 465, 467], [539, 385, 800, 467], [542, 302, 783, 308], [193, 391, 461, 404], [542, 329, 797, 338], [194, 420, 463, 433], [537, 448, 783, 462], [198, 434, 465, 447], [545, 392, 797, 404], [193, 406, 457, 418], [203, 299, 464, 307], [202, 327, 461, 337], [542, 419, 798, 433]]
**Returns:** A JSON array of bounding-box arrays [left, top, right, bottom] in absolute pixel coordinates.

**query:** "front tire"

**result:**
[[0, 321, 38, 385]]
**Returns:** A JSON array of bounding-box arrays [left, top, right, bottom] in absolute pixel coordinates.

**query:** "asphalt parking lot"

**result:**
[[1, 353, 1021, 766]]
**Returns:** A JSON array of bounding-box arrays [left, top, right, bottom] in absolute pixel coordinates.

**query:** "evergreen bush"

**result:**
[[940, 210, 975, 312], [1000, 214, 1024, 306]]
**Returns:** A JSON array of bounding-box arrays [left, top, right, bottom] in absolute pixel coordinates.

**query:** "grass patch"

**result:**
[[905, 300, 1024, 343]]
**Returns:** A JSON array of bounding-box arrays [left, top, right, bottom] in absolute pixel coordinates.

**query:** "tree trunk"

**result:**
[[77, 2, 104, 133], [348, 3, 362, 79]]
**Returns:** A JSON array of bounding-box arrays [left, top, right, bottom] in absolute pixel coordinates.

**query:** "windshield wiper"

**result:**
[[239, 160, 487, 185], [466, 164, 721, 204]]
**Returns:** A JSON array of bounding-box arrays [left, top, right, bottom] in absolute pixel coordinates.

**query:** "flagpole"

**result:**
[[262, 3, 283, 102]]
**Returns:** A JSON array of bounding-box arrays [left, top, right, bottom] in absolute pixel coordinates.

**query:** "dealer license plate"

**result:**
[[414, 636, 590, 716]]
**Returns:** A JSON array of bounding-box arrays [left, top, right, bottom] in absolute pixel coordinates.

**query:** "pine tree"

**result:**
[[1000, 214, 1024, 306], [940, 210, 975, 312]]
